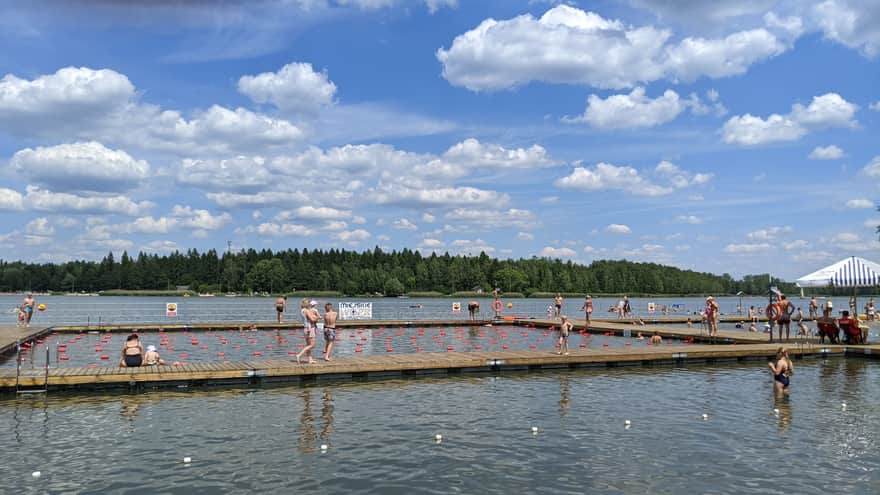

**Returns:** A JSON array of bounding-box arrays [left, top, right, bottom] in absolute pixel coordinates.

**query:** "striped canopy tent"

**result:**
[[795, 256, 880, 288]]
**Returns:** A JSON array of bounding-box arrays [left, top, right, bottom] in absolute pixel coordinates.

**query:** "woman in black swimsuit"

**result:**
[[119, 334, 144, 367]]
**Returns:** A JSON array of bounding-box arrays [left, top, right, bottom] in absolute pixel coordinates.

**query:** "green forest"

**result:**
[[0, 247, 809, 297]]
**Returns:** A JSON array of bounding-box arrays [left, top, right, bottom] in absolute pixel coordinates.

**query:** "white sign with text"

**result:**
[[339, 302, 373, 320]]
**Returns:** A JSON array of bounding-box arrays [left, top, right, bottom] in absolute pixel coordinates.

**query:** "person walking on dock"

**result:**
[[275, 295, 287, 323], [296, 299, 319, 364], [580, 295, 593, 328], [616, 298, 625, 319], [776, 295, 793, 342], [21, 293, 35, 327], [623, 296, 631, 318]]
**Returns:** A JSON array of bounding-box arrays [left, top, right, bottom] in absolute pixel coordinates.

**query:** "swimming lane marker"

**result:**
[[321, 444, 328, 452], [531, 426, 538, 434], [435, 434, 442, 442], [183, 457, 192, 464], [702, 413, 708, 420], [32, 471, 41, 478]]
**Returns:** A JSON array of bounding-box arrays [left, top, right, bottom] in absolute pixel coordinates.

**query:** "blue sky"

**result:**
[[0, 0, 878, 280]]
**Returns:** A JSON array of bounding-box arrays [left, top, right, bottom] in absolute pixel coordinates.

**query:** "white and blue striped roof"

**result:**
[[796, 256, 880, 288]]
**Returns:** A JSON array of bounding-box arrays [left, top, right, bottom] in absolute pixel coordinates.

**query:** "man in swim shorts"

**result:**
[[467, 301, 479, 320], [21, 293, 35, 327], [322, 303, 337, 361], [275, 295, 287, 323]]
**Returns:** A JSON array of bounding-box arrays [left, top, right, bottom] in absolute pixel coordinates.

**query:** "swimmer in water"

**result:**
[[649, 332, 663, 345], [768, 347, 793, 395]]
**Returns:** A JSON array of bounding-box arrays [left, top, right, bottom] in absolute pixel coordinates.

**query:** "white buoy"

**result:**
[[32, 471, 41, 478], [624, 420, 631, 426], [773, 408, 779, 415], [435, 434, 442, 442], [183, 457, 192, 464], [320, 444, 328, 451], [531, 426, 538, 434], [842, 402, 847, 409], [702, 413, 708, 420]]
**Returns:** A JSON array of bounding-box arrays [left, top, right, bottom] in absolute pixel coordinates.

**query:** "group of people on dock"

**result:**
[[295, 299, 337, 364]]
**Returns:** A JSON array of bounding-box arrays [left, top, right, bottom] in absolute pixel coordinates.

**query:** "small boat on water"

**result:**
[[409, 304, 422, 309], [199, 293, 216, 297], [225, 293, 237, 297]]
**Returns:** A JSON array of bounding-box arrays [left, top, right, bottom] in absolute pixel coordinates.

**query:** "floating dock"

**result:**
[[4, 342, 877, 393]]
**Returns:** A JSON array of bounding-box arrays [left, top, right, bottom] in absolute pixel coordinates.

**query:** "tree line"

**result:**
[[0, 247, 822, 297]]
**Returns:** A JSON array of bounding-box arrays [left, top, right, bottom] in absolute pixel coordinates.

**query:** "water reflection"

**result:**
[[298, 389, 317, 453], [773, 393, 792, 432], [321, 388, 334, 443], [558, 377, 570, 417]]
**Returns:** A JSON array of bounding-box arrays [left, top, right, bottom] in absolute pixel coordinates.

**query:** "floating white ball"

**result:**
[[773, 408, 779, 414], [183, 457, 192, 464], [841, 402, 847, 409], [702, 413, 708, 420], [624, 420, 631, 426], [435, 434, 442, 441], [531, 426, 538, 433], [32, 471, 41, 478], [320, 444, 328, 451]]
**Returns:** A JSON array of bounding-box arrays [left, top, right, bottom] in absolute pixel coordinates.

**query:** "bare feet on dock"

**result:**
[[324, 357, 332, 362], [307, 358, 316, 364]]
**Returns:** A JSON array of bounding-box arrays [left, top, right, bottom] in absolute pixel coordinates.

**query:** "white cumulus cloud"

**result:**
[[238, 62, 337, 114], [808, 145, 845, 160], [722, 93, 858, 146], [540, 246, 576, 258], [437, 5, 787, 91], [11, 141, 149, 193], [555, 161, 709, 196], [846, 199, 873, 209], [606, 224, 632, 234], [565, 87, 683, 129]]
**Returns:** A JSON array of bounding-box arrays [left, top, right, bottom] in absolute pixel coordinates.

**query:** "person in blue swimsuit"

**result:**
[[768, 347, 792, 395]]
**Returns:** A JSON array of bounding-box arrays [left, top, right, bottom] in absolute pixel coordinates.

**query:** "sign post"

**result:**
[[339, 302, 372, 320], [166, 302, 178, 317]]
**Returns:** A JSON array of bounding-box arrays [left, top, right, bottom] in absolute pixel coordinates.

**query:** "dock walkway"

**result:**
[[518, 318, 774, 344], [4, 342, 875, 393], [0, 325, 52, 355]]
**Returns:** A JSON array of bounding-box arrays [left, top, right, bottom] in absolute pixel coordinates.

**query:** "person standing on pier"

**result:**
[[580, 295, 593, 328], [623, 296, 632, 318], [296, 299, 319, 364], [557, 315, 572, 355], [275, 295, 287, 323], [776, 295, 793, 342], [322, 303, 337, 361], [21, 293, 35, 327], [554, 293, 563, 318], [705, 296, 719, 337], [808, 296, 819, 318], [616, 298, 625, 319]]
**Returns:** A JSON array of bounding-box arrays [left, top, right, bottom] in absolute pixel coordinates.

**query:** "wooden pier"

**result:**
[[519, 318, 774, 344], [4, 342, 877, 393], [0, 324, 52, 355]]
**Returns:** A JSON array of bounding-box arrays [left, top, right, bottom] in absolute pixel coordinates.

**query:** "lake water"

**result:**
[[6, 325, 680, 370], [3, 294, 875, 327], [4, 358, 879, 494]]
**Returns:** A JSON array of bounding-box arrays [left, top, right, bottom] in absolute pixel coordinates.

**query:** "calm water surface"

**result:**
[[6, 325, 678, 370], [4, 295, 874, 327], [3, 358, 879, 494]]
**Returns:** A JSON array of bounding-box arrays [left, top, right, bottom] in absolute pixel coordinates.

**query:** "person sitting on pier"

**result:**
[[748, 322, 757, 332], [144, 345, 166, 366], [815, 304, 839, 344], [838, 310, 862, 345], [119, 334, 144, 367]]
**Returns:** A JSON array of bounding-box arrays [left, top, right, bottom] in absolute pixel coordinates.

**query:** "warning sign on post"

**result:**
[[166, 302, 178, 317]]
